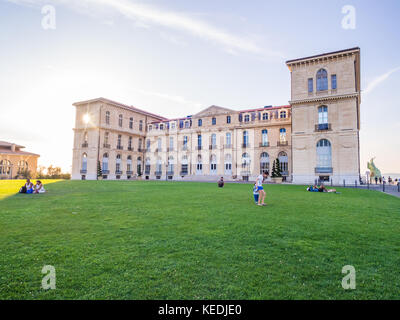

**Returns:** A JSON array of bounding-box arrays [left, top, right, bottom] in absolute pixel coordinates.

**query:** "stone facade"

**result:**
[[71, 48, 361, 184], [287, 47, 361, 184], [0, 141, 39, 179]]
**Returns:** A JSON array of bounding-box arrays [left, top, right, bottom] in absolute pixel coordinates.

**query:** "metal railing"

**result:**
[[315, 123, 332, 131]]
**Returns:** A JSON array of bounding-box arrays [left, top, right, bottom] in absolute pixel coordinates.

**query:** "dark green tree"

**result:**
[[97, 160, 102, 178]]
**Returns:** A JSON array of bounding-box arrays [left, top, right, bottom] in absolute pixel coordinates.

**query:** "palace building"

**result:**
[[71, 47, 361, 184], [0, 141, 40, 179]]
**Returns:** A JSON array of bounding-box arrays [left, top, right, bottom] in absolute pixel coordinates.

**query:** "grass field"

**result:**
[[0, 179, 399, 300]]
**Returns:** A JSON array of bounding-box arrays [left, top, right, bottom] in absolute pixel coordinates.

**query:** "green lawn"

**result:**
[[0, 179, 399, 299]]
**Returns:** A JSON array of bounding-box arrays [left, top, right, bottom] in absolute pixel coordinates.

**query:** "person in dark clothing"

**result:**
[[218, 177, 224, 188]]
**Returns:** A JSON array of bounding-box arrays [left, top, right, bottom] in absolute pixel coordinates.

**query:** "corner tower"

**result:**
[[286, 48, 361, 184]]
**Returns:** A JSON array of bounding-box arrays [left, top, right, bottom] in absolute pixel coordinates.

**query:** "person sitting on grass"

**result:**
[[253, 183, 259, 204], [33, 180, 46, 194], [19, 179, 34, 194], [218, 177, 224, 188]]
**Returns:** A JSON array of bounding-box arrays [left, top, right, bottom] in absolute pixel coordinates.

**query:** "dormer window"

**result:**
[[262, 113, 268, 120], [244, 114, 250, 122], [280, 111, 287, 119]]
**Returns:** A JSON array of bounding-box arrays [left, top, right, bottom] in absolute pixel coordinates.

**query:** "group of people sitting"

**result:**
[[307, 184, 337, 193], [19, 179, 46, 194]]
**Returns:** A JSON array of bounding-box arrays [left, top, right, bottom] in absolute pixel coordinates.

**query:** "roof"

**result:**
[[149, 105, 291, 123], [286, 47, 360, 64], [0, 140, 24, 148], [238, 105, 291, 113], [0, 149, 40, 157], [73, 97, 168, 121]]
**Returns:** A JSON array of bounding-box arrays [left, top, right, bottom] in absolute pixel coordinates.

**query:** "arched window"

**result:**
[[118, 114, 123, 127], [196, 155, 203, 174], [243, 131, 249, 147], [137, 157, 142, 175], [210, 154, 217, 175], [224, 154, 232, 174], [127, 155, 132, 173], [318, 106, 328, 124], [280, 128, 286, 142], [17, 160, 28, 174], [105, 111, 110, 125], [211, 133, 217, 147], [278, 151, 288, 175], [316, 139, 332, 169], [242, 153, 251, 170], [261, 129, 268, 146], [116, 154, 122, 173], [316, 69, 328, 91], [81, 153, 87, 171], [167, 156, 174, 173], [102, 153, 109, 172], [0, 160, 12, 175], [260, 152, 270, 174]]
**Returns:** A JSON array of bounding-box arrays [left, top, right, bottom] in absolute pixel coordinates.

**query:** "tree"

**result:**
[[97, 160, 102, 178], [271, 158, 282, 178], [47, 165, 62, 178]]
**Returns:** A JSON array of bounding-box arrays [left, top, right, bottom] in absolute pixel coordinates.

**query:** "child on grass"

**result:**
[[253, 183, 259, 204]]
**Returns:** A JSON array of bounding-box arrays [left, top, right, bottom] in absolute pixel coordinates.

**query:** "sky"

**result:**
[[0, 0, 399, 174]]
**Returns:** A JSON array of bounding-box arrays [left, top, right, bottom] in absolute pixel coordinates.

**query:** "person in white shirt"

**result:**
[[256, 172, 269, 206], [34, 180, 46, 194]]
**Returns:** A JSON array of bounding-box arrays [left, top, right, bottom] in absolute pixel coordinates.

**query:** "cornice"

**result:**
[[289, 93, 360, 105]]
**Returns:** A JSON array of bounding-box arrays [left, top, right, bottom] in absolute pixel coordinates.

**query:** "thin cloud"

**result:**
[[364, 66, 400, 94], [7, 0, 284, 58]]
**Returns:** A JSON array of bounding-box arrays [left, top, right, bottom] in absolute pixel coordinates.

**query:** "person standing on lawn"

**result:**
[[256, 172, 268, 206]]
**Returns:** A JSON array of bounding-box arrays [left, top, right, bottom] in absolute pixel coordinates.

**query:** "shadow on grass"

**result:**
[[0, 179, 66, 201]]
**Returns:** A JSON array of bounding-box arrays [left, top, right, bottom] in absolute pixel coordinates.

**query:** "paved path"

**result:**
[[351, 184, 400, 198]]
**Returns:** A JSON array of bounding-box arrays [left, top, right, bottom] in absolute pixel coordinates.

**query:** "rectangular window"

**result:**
[[331, 75, 337, 90], [212, 117, 216, 125], [139, 120, 143, 131], [183, 136, 188, 147], [227, 116, 231, 124], [198, 135, 202, 147], [308, 78, 313, 93], [262, 113, 268, 120]]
